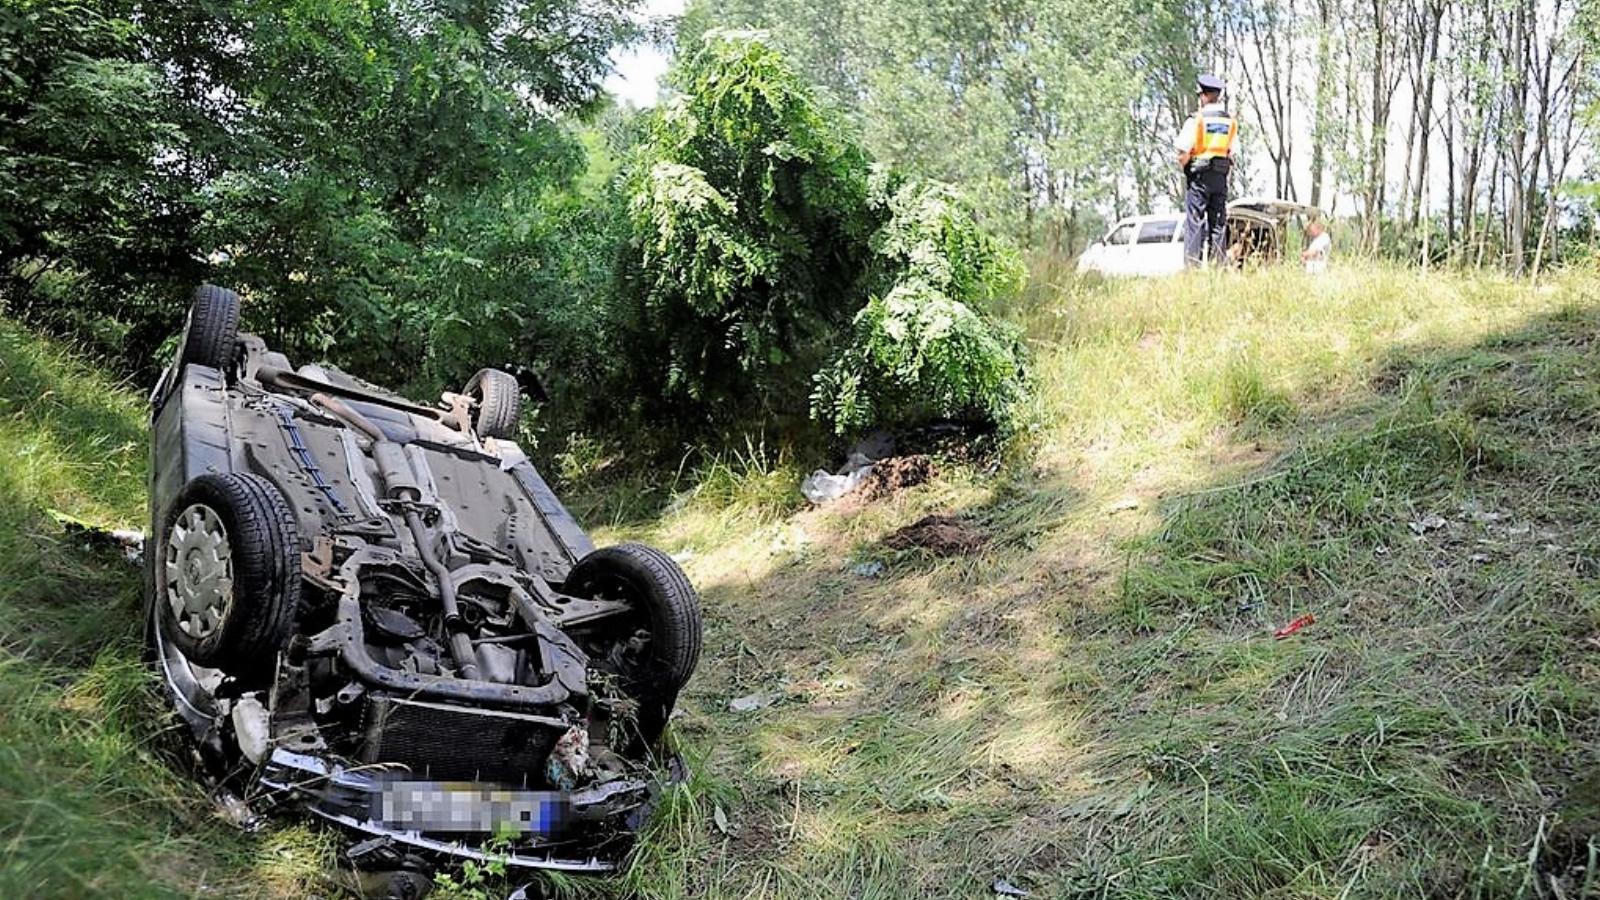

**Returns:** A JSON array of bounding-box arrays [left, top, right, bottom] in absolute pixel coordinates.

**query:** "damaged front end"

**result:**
[[153, 516, 683, 873]]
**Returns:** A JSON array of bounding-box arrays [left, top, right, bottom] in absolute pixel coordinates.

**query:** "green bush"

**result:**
[[619, 30, 1030, 437], [3, 11, 1029, 446]]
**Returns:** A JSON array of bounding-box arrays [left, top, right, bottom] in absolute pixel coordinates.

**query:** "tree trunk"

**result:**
[[1309, 0, 1333, 208]]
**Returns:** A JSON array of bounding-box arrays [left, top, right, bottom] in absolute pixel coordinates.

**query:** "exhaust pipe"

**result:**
[[404, 510, 481, 681]]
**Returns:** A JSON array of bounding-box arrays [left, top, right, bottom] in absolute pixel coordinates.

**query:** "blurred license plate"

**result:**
[[375, 782, 569, 834]]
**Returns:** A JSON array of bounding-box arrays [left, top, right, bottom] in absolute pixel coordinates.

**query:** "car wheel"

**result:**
[[158, 472, 300, 675], [463, 367, 521, 440], [180, 284, 241, 372], [564, 543, 702, 743]]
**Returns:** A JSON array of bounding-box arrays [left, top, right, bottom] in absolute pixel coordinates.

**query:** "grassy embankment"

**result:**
[[3, 260, 1599, 897], [0, 325, 331, 897]]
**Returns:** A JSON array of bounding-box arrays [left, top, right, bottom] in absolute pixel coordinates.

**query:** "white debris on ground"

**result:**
[[991, 877, 1030, 897], [50, 510, 146, 564], [1408, 512, 1448, 535], [110, 529, 145, 563], [850, 560, 886, 578], [800, 431, 895, 504], [728, 691, 783, 713]]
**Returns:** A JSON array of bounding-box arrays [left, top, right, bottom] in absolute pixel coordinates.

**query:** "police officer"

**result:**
[[1176, 74, 1238, 268]]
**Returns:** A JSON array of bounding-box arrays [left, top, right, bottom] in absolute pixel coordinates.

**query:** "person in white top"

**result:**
[[1301, 221, 1332, 273]]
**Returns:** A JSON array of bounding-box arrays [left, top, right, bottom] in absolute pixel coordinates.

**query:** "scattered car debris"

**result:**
[[801, 432, 937, 505], [212, 788, 264, 832], [729, 691, 783, 713], [1273, 613, 1316, 639], [1409, 513, 1448, 535], [802, 431, 895, 504], [883, 514, 987, 556], [49, 509, 145, 563], [850, 560, 886, 578], [992, 877, 1031, 897], [144, 285, 704, 882], [801, 465, 874, 504]]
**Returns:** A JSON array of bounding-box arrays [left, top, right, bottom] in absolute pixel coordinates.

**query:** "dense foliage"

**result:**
[[813, 175, 1027, 433], [679, 0, 1146, 246], [1, 6, 1027, 443], [1, 0, 635, 390], [619, 30, 1028, 435], [0, 1, 187, 347]]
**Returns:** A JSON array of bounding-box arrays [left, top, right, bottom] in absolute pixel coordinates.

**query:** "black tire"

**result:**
[[157, 472, 300, 675], [180, 284, 241, 372], [464, 367, 521, 440], [565, 544, 702, 741]]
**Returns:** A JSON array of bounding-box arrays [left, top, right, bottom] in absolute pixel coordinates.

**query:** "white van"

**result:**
[[1076, 197, 1322, 277]]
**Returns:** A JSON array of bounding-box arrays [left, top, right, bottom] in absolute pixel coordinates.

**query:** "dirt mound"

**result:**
[[860, 455, 935, 501], [883, 513, 986, 556]]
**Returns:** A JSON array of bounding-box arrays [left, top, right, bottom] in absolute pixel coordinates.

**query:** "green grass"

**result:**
[[5, 261, 1600, 897], [0, 323, 332, 898], [570, 262, 1600, 899]]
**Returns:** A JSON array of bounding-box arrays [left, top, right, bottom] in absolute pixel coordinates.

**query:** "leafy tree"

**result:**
[[681, 0, 1144, 248], [0, 1, 189, 341], [0, 0, 639, 385], [156, 0, 635, 385], [813, 173, 1026, 434], [618, 30, 1029, 436], [621, 31, 875, 412]]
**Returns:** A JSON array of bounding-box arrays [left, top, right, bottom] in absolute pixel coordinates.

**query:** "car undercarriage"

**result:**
[[144, 285, 702, 891]]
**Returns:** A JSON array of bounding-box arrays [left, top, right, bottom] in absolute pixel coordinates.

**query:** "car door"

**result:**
[[1129, 218, 1183, 276], [1098, 221, 1138, 276], [1078, 220, 1137, 276]]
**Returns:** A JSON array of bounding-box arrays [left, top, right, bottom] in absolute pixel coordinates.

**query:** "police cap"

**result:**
[[1197, 73, 1226, 94]]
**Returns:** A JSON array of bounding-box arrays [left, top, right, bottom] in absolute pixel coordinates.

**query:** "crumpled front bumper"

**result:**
[[258, 748, 653, 871]]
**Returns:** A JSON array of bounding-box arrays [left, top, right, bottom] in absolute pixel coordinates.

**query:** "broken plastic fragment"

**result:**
[[1408, 513, 1447, 535], [851, 561, 886, 578], [728, 691, 782, 713], [801, 467, 874, 504], [1273, 613, 1316, 639]]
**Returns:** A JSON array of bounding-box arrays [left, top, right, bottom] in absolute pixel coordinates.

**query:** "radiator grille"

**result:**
[[360, 695, 565, 785]]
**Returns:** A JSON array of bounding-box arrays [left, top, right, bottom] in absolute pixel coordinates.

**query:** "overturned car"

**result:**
[[144, 285, 701, 879]]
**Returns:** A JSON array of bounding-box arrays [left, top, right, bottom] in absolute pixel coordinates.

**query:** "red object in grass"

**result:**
[[1273, 613, 1316, 639]]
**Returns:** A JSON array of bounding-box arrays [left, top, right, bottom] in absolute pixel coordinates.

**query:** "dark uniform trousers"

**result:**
[[1183, 161, 1230, 268]]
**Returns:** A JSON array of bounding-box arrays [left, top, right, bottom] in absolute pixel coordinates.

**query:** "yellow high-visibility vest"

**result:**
[[1192, 113, 1237, 160]]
